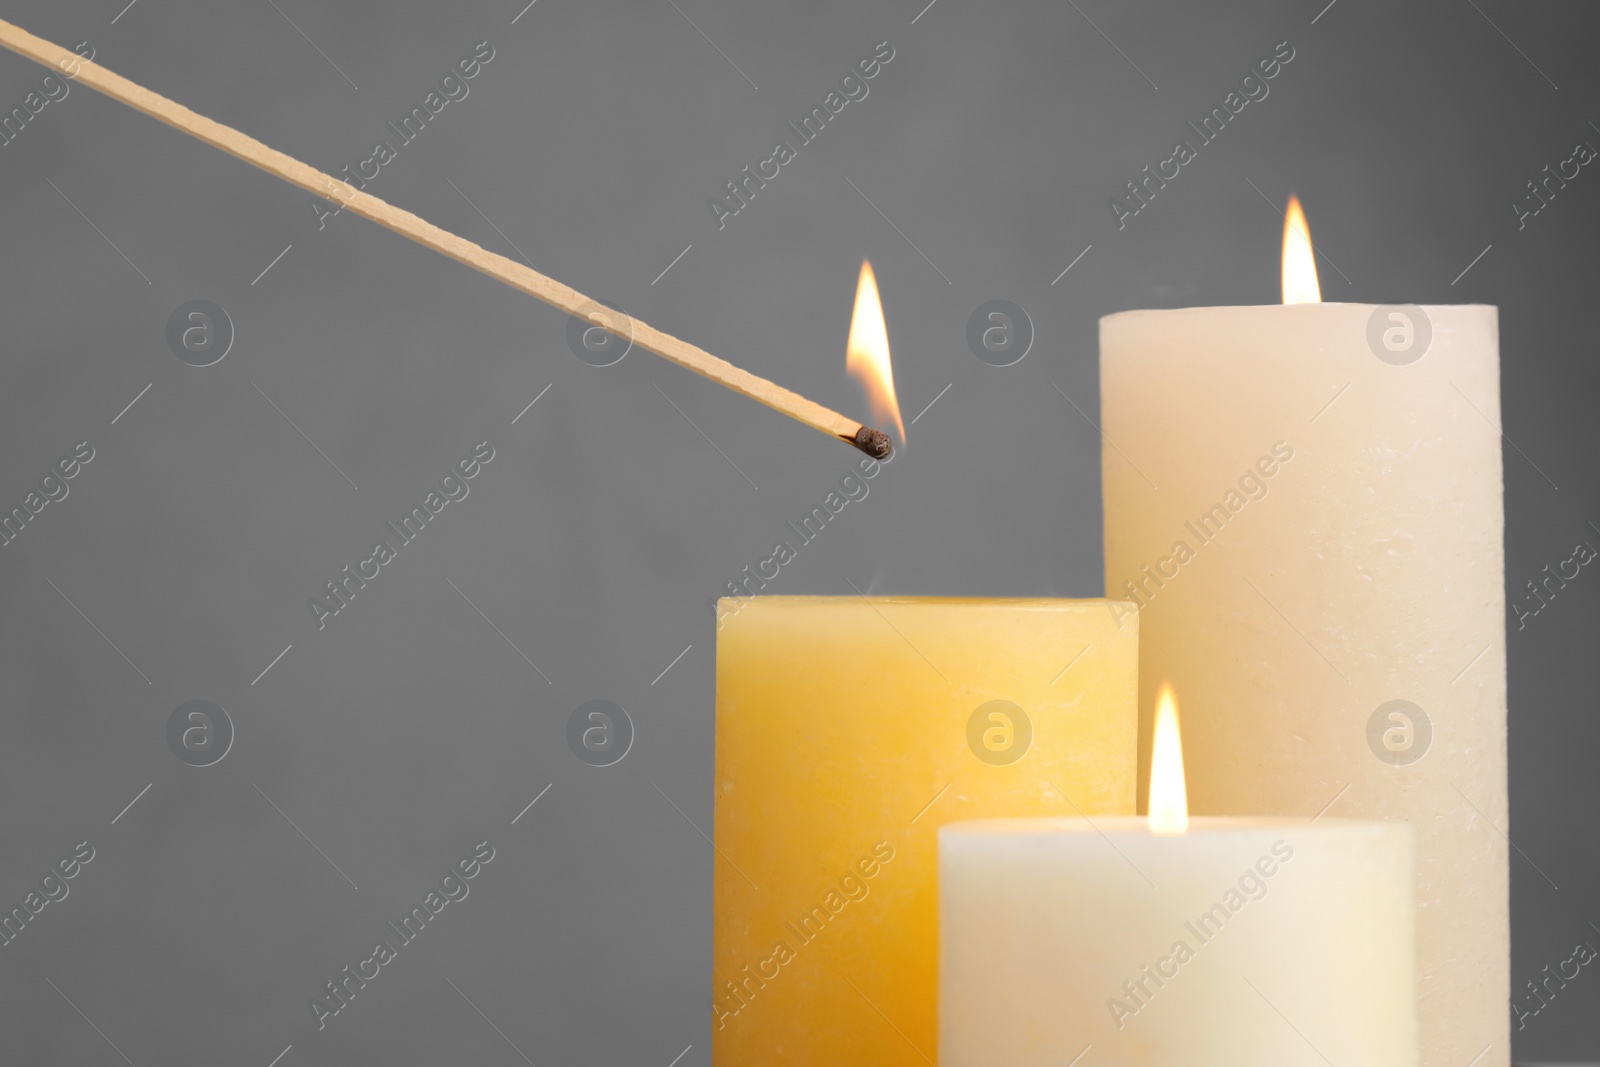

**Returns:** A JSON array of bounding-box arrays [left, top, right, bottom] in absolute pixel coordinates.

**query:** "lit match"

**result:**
[[0, 18, 896, 459]]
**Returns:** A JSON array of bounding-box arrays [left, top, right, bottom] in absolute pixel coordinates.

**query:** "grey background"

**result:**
[[0, 0, 1594, 1063]]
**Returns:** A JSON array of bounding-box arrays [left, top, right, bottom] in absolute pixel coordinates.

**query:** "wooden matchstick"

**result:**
[[0, 18, 893, 459]]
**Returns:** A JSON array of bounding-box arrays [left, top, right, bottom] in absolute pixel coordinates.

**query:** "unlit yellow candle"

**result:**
[[941, 816, 1417, 1065], [713, 596, 1138, 1064], [1100, 303, 1507, 1067]]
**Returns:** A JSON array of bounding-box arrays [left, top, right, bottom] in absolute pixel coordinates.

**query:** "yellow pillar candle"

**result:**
[[712, 595, 1138, 1064], [941, 688, 1419, 1065], [1100, 298, 1506, 1066]]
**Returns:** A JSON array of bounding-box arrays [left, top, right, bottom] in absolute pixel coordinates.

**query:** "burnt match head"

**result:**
[[852, 425, 893, 460]]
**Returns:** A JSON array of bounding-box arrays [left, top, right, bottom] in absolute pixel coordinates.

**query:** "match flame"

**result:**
[[845, 259, 905, 445], [1281, 195, 1321, 304], [1148, 683, 1189, 834]]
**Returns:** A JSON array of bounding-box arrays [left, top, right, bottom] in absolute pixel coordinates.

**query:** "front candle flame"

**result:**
[[1281, 194, 1321, 304], [845, 259, 905, 446], [1148, 683, 1189, 834]]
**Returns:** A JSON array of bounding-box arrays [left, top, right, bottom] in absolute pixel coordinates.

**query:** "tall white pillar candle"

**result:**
[[1099, 302, 1506, 1066]]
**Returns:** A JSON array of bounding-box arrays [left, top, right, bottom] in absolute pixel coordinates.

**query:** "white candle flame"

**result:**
[[1148, 683, 1189, 834]]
